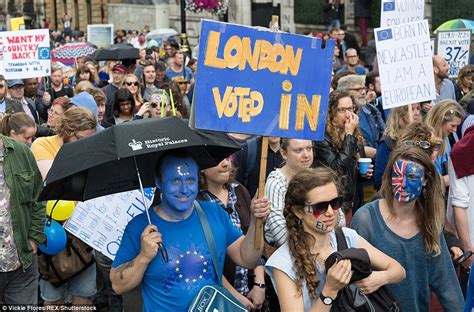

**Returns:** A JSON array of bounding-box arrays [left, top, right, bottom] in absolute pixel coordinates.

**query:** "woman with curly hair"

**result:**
[[313, 90, 369, 225], [352, 145, 464, 311], [265, 167, 405, 312], [374, 103, 422, 190]]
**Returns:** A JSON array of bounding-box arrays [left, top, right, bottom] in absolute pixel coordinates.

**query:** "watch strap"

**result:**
[[253, 283, 266, 289], [319, 292, 334, 305]]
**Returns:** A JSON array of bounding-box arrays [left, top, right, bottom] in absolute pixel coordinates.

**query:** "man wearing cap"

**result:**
[[0, 75, 23, 119], [70, 91, 104, 131], [7, 79, 40, 124], [102, 64, 126, 120]]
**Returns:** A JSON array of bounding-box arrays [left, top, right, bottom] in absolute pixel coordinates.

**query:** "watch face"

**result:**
[[323, 297, 333, 305]]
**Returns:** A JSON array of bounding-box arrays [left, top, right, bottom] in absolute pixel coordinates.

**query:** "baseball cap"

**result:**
[[112, 64, 126, 73], [7, 79, 24, 88]]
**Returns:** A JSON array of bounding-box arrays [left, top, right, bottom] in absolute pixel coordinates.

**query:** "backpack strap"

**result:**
[[335, 227, 348, 251], [194, 200, 222, 286]]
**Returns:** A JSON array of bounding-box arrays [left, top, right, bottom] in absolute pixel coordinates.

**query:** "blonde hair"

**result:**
[[425, 100, 464, 154], [74, 80, 92, 95], [54, 107, 96, 138], [121, 74, 144, 104], [384, 104, 420, 140]]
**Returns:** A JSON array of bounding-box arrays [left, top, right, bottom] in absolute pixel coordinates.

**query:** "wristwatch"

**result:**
[[319, 293, 334, 305], [253, 283, 266, 289]]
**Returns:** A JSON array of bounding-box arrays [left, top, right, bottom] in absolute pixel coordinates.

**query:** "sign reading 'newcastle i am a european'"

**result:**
[[194, 20, 334, 141], [376, 19, 436, 109]]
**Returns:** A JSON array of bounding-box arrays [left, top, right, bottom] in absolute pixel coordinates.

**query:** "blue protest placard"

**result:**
[[194, 20, 334, 141]]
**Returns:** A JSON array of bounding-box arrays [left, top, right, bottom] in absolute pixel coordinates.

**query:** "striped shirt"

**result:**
[[264, 169, 289, 246]]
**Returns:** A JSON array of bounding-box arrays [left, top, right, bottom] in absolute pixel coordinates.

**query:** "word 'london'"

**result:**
[[204, 30, 322, 132]]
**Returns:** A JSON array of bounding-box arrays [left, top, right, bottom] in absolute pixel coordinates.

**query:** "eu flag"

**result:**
[[377, 29, 393, 41], [383, 1, 396, 11]]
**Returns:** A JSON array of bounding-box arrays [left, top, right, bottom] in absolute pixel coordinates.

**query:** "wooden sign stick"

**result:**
[[254, 15, 279, 250], [407, 103, 413, 123]]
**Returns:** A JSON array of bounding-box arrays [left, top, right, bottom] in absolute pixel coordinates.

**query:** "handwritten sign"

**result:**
[[87, 24, 114, 48], [375, 20, 436, 109], [194, 20, 334, 141], [0, 29, 51, 79], [436, 29, 472, 78], [64, 188, 154, 260], [380, 0, 424, 27]]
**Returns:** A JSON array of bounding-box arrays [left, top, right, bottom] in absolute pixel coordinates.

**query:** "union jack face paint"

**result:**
[[391, 160, 424, 203]]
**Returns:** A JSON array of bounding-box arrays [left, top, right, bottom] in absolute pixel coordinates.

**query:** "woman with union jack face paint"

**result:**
[[351, 145, 464, 312]]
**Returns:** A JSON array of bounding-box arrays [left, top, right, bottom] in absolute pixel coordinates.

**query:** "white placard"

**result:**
[[380, 0, 424, 27], [436, 29, 472, 78], [376, 20, 436, 109], [87, 24, 114, 48], [64, 188, 154, 260], [0, 29, 51, 79]]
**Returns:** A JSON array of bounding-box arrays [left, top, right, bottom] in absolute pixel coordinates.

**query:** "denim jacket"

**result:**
[[2, 135, 45, 269], [358, 103, 386, 149]]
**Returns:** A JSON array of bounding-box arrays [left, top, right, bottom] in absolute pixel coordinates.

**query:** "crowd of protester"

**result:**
[[0, 20, 473, 312]]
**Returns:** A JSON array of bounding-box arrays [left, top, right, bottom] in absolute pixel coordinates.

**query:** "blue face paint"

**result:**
[[391, 160, 424, 203], [156, 155, 199, 218]]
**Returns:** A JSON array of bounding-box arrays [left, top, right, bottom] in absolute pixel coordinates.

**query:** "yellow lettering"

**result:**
[[239, 37, 260, 71], [223, 36, 242, 69], [295, 94, 321, 130], [204, 31, 226, 69], [250, 91, 264, 117], [284, 46, 303, 76], [233, 87, 251, 119], [212, 86, 233, 118], [258, 40, 273, 72], [269, 44, 286, 73]]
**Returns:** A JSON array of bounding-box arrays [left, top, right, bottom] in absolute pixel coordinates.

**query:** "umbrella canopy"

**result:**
[[91, 44, 139, 61], [51, 43, 97, 67], [434, 19, 474, 33], [146, 28, 178, 41], [38, 117, 240, 202]]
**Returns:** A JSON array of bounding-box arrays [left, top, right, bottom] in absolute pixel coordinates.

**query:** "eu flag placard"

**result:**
[[383, 1, 396, 11], [377, 29, 393, 41]]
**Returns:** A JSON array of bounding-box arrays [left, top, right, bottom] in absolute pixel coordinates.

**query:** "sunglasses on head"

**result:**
[[126, 81, 139, 86], [305, 196, 343, 217], [403, 140, 441, 151]]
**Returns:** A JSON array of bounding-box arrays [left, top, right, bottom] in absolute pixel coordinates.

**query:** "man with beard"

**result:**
[[45, 66, 74, 103], [23, 78, 48, 123], [422, 56, 457, 114]]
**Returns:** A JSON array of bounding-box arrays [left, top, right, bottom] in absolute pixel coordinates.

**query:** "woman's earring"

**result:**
[[297, 218, 303, 227]]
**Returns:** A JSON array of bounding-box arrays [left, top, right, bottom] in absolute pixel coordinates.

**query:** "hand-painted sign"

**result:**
[[436, 29, 472, 78], [65, 188, 154, 260], [0, 29, 51, 79], [375, 20, 436, 109], [194, 20, 334, 141], [380, 0, 424, 27]]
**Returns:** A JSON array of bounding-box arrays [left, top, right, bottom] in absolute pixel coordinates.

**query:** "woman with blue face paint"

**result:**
[[352, 145, 464, 312], [109, 150, 271, 311]]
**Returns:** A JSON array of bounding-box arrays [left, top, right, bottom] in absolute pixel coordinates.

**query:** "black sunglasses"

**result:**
[[126, 81, 139, 86], [150, 102, 159, 108], [305, 196, 343, 217], [0, 83, 4, 88]]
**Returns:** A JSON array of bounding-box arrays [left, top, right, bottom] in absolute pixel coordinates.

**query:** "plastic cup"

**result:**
[[358, 158, 372, 175]]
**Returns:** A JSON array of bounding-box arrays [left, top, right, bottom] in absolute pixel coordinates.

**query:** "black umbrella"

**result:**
[[91, 44, 139, 61], [38, 117, 240, 204]]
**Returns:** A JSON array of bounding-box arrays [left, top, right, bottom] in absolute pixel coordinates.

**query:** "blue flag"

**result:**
[[377, 29, 393, 41], [383, 1, 396, 11]]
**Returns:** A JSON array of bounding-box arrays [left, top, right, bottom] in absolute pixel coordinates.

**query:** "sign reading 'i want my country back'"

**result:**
[[375, 19, 436, 109], [194, 20, 334, 141]]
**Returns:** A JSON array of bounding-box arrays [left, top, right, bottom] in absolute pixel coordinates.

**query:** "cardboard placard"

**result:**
[[375, 20, 436, 109], [380, 0, 424, 27], [436, 29, 472, 78]]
